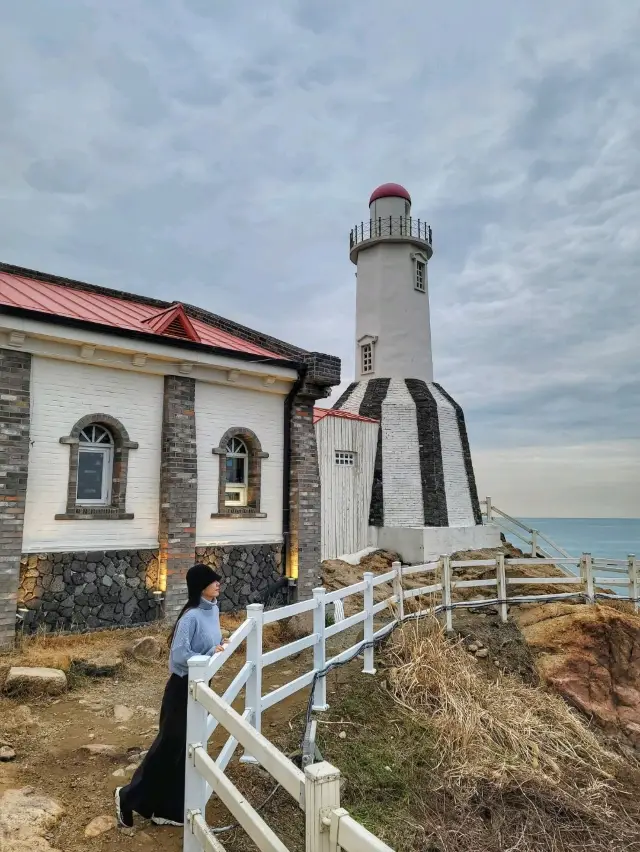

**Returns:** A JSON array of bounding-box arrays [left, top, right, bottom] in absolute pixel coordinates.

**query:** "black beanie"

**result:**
[[186, 563, 221, 603]]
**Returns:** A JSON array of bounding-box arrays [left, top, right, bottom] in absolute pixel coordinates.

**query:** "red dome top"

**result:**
[[369, 183, 411, 205]]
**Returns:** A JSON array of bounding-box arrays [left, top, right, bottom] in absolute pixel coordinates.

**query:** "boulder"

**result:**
[[84, 815, 116, 838], [3, 668, 67, 697], [125, 636, 162, 662], [0, 787, 64, 852], [520, 603, 640, 747]]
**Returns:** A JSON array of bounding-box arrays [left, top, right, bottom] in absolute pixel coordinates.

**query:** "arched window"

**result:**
[[77, 424, 114, 505], [58, 414, 138, 520], [224, 437, 249, 506], [212, 427, 269, 518]]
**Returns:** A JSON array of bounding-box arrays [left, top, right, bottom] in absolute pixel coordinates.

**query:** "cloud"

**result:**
[[0, 0, 638, 514]]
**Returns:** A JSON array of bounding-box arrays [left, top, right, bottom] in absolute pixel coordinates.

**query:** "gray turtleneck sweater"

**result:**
[[169, 598, 223, 677]]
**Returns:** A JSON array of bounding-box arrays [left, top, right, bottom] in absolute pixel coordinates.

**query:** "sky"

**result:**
[[0, 1, 638, 518]]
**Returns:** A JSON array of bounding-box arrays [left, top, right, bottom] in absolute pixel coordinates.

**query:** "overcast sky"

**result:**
[[1, 1, 638, 518]]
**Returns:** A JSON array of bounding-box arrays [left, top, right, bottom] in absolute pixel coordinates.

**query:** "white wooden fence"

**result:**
[[184, 550, 638, 852]]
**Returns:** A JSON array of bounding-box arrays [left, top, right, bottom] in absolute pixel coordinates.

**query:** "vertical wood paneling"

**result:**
[[316, 417, 378, 560]]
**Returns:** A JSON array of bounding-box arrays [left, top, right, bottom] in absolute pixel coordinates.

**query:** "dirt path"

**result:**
[[1, 624, 362, 852]]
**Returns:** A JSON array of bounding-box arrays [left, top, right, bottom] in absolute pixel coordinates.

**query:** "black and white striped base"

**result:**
[[334, 378, 482, 528]]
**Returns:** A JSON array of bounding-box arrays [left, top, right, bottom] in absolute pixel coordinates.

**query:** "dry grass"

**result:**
[[376, 619, 640, 851]]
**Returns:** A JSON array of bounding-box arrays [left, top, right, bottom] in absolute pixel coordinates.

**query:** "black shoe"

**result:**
[[114, 787, 134, 828]]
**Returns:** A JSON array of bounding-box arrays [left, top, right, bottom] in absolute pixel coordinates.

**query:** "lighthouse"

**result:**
[[332, 183, 500, 558]]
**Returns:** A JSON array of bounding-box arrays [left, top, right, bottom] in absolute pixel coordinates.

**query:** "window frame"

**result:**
[[335, 451, 356, 466], [77, 444, 113, 506], [361, 342, 373, 375], [57, 414, 138, 521], [212, 427, 269, 519], [412, 251, 428, 293], [224, 437, 249, 507]]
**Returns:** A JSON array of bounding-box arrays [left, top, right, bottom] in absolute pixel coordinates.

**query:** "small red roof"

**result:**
[[369, 183, 411, 205], [0, 270, 283, 359], [313, 407, 379, 425]]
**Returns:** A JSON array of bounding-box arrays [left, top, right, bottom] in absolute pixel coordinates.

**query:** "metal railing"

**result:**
[[349, 217, 432, 251], [184, 551, 637, 851], [482, 496, 573, 561]]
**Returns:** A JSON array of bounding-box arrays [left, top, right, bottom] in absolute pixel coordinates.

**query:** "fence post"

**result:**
[[485, 496, 492, 523], [241, 603, 264, 764], [531, 529, 538, 557], [305, 761, 342, 852], [496, 553, 508, 623], [583, 552, 594, 603], [363, 572, 376, 675], [312, 587, 329, 711], [441, 555, 453, 632], [628, 554, 638, 613], [392, 560, 404, 622], [184, 655, 210, 852]]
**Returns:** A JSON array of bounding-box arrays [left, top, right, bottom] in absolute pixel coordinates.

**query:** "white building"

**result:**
[[0, 262, 340, 647], [318, 183, 500, 562]]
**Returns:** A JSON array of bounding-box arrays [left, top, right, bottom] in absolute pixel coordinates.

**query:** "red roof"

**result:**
[[0, 270, 283, 359], [313, 407, 379, 425], [369, 183, 411, 205]]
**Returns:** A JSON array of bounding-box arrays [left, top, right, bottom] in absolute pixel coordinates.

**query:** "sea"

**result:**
[[502, 518, 640, 593], [512, 518, 639, 561]]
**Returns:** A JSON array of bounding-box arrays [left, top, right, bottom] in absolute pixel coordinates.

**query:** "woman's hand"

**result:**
[[214, 643, 228, 653]]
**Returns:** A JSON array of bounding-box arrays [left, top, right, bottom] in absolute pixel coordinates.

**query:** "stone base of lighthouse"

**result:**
[[333, 377, 501, 562]]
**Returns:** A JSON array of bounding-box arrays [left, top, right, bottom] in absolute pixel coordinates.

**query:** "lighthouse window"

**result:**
[[361, 342, 373, 374], [335, 451, 356, 466], [415, 260, 426, 292]]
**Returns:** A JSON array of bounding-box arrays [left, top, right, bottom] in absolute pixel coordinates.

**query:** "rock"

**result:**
[[0, 745, 16, 761], [338, 731, 347, 739], [84, 815, 116, 837], [286, 612, 314, 640], [3, 667, 67, 697], [113, 705, 134, 723], [468, 642, 479, 653], [125, 636, 162, 662], [1, 705, 36, 734], [475, 648, 489, 659], [0, 787, 64, 851], [521, 602, 640, 746], [80, 743, 118, 756]]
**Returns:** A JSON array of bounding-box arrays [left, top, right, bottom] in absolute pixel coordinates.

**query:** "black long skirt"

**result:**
[[119, 673, 188, 823]]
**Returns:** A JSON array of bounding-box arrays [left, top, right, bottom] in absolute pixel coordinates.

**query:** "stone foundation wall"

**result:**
[[18, 549, 161, 632], [195, 542, 285, 612]]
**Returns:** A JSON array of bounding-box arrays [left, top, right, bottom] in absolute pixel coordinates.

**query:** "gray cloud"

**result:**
[[0, 0, 638, 514]]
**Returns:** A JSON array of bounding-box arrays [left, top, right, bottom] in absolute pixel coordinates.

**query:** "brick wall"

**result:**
[[0, 349, 31, 649], [289, 384, 324, 600], [159, 375, 198, 620]]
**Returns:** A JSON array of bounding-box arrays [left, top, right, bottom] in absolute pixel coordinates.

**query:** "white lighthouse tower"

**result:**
[[353, 183, 434, 383], [333, 183, 500, 559]]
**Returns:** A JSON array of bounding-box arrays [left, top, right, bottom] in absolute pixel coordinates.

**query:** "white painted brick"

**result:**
[[339, 379, 369, 414], [381, 380, 423, 526], [428, 383, 475, 526], [23, 357, 163, 552], [195, 381, 284, 545]]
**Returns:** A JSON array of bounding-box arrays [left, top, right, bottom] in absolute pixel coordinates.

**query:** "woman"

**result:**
[[115, 563, 225, 828]]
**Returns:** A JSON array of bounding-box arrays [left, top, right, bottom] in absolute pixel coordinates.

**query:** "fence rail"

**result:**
[[184, 550, 637, 852]]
